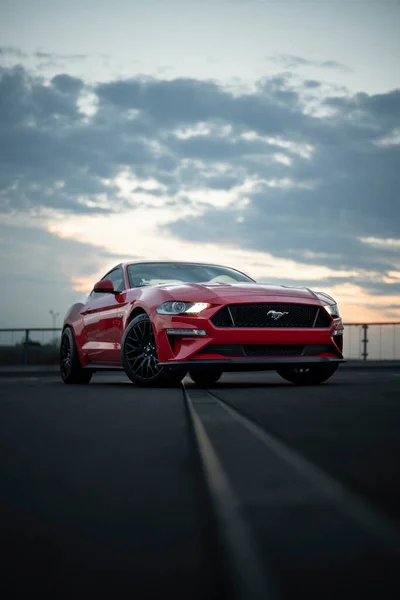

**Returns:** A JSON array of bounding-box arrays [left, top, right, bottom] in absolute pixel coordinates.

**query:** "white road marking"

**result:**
[[183, 385, 277, 600]]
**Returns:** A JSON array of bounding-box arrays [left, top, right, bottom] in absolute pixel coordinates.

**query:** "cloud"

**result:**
[[268, 54, 353, 73], [0, 46, 88, 61], [33, 51, 88, 61], [51, 73, 84, 94], [0, 46, 28, 59], [0, 55, 399, 304]]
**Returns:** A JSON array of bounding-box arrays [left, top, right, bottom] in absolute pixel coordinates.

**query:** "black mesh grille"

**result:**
[[198, 344, 335, 357], [314, 309, 333, 328], [211, 303, 332, 328], [302, 344, 334, 356], [211, 307, 234, 327], [198, 344, 244, 356]]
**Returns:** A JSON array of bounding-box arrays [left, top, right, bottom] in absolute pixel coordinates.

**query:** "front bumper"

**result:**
[[153, 305, 344, 365]]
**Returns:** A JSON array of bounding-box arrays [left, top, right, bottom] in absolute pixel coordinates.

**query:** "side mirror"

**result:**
[[93, 279, 117, 294]]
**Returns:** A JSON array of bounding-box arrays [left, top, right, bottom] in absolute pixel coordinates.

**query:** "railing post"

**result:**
[[23, 329, 29, 365], [362, 324, 368, 361]]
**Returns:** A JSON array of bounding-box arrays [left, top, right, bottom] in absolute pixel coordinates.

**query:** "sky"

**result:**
[[0, 0, 399, 328]]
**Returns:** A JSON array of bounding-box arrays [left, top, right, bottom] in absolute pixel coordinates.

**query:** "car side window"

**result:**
[[103, 268, 125, 293]]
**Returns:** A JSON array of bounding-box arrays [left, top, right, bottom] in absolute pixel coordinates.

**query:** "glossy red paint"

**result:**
[[62, 261, 344, 370]]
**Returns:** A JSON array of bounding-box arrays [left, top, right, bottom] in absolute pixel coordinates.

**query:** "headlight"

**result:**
[[313, 291, 340, 319], [156, 301, 211, 315], [325, 304, 340, 318]]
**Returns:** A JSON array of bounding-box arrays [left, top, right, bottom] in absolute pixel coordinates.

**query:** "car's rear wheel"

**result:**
[[277, 363, 338, 385], [121, 314, 187, 387], [60, 327, 93, 384], [189, 368, 223, 387]]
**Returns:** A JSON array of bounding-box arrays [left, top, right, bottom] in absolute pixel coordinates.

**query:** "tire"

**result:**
[[60, 327, 93, 384], [121, 314, 187, 387], [277, 363, 338, 385], [189, 368, 223, 387]]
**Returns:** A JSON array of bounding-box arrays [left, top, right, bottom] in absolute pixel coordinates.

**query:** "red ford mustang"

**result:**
[[60, 260, 344, 386]]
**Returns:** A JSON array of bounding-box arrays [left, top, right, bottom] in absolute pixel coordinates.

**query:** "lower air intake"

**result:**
[[198, 344, 335, 357]]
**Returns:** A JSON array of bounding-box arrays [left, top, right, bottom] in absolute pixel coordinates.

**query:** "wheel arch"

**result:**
[[61, 302, 85, 348], [60, 319, 88, 367], [127, 306, 148, 324]]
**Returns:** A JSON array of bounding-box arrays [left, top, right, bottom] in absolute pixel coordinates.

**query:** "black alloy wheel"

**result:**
[[189, 368, 223, 387], [60, 327, 92, 384], [277, 363, 338, 385], [121, 314, 187, 386]]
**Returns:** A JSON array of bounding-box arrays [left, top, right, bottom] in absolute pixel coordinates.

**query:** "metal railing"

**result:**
[[343, 323, 399, 361], [0, 328, 62, 365], [0, 323, 399, 365]]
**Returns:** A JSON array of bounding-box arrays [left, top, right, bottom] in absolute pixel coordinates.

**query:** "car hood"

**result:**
[[157, 282, 323, 303]]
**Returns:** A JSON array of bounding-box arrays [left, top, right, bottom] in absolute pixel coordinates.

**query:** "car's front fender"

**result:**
[[62, 303, 88, 365]]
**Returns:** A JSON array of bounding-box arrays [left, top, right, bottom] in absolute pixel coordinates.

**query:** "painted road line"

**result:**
[[183, 384, 277, 600]]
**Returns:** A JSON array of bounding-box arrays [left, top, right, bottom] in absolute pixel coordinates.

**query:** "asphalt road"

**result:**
[[1, 368, 400, 599]]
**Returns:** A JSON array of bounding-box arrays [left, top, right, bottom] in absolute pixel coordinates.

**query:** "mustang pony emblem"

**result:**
[[267, 310, 289, 320]]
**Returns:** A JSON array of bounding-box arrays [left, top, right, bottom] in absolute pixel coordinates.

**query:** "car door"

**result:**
[[82, 268, 129, 364]]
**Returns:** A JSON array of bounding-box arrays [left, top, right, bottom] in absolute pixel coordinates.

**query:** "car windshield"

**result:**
[[127, 262, 255, 287]]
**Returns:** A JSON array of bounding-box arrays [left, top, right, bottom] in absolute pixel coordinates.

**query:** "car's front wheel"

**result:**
[[277, 363, 338, 385], [121, 314, 187, 387], [189, 368, 223, 387], [60, 327, 93, 384]]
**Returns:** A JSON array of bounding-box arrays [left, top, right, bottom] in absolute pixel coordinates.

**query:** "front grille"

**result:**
[[198, 344, 335, 357], [211, 303, 332, 328]]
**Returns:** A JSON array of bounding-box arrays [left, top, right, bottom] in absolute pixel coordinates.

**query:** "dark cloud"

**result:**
[[0, 65, 156, 215], [365, 284, 400, 297], [166, 201, 397, 273], [0, 56, 399, 301], [51, 74, 84, 94], [324, 90, 400, 132], [96, 75, 312, 137], [0, 66, 82, 127], [303, 80, 321, 89]]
